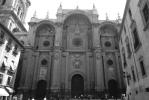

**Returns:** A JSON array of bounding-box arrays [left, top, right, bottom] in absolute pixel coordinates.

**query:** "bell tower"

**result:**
[[0, 0, 31, 32]]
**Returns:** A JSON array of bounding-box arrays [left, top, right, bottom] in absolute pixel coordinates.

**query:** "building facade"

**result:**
[[119, 0, 149, 100], [0, 23, 24, 99], [17, 5, 125, 99]]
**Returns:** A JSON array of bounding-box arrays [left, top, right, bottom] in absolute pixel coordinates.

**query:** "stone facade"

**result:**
[[119, 0, 149, 100], [17, 5, 125, 99]]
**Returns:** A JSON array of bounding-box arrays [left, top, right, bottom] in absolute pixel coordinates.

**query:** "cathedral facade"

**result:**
[[17, 5, 125, 99]]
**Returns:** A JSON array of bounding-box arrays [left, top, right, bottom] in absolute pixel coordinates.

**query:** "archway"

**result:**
[[108, 79, 119, 98], [35, 80, 47, 99], [71, 74, 84, 98], [62, 14, 92, 50]]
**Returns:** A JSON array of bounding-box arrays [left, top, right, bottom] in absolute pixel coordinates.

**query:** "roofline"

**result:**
[[119, 0, 131, 36], [0, 23, 24, 49]]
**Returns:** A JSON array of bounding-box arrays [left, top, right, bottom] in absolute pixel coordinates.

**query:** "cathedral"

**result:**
[[14, 4, 126, 99], [2, 0, 149, 100]]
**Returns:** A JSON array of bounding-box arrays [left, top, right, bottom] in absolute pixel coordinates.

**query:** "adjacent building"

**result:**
[[119, 0, 149, 100], [0, 23, 24, 99], [0, 0, 30, 99]]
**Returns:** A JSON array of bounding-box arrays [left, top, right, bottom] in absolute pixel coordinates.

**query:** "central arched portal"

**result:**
[[71, 74, 84, 98]]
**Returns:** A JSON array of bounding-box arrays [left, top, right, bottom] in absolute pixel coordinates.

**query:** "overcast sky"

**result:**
[[25, 0, 126, 27]]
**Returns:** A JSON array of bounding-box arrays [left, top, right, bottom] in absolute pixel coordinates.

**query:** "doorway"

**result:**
[[71, 74, 84, 98], [35, 80, 47, 99]]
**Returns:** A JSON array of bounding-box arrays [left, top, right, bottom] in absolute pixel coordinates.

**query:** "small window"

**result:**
[[0, 74, 3, 84], [43, 41, 50, 47], [0, 30, 4, 39], [105, 41, 111, 47], [107, 59, 113, 66], [139, 60, 146, 76], [0, 62, 6, 72], [128, 8, 133, 20], [131, 66, 136, 82], [126, 43, 131, 58], [142, 3, 149, 23], [125, 37, 132, 58], [41, 59, 48, 65], [12, 28, 20, 33], [122, 48, 127, 67], [17, 7, 21, 15], [13, 45, 18, 56], [7, 77, 11, 85], [0, 30, 4, 45], [5, 39, 12, 52], [132, 27, 140, 50]]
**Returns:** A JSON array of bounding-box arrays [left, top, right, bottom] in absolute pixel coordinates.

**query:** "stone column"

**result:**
[[46, 52, 52, 91], [32, 52, 40, 89], [115, 52, 122, 88], [86, 52, 91, 91], [50, 22, 63, 92]]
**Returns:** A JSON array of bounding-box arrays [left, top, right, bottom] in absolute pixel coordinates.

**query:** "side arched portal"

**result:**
[[35, 80, 47, 99], [108, 79, 119, 98]]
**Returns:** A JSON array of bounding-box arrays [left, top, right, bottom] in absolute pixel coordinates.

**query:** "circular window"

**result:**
[[72, 38, 83, 47], [107, 59, 113, 65], [41, 59, 48, 65], [43, 41, 50, 47], [105, 41, 111, 47]]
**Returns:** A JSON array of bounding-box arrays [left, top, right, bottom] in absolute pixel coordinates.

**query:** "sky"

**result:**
[[25, 0, 127, 27]]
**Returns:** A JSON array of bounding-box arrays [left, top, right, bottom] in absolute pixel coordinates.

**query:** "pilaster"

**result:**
[[51, 47, 62, 91], [94, 48, 104, 92]]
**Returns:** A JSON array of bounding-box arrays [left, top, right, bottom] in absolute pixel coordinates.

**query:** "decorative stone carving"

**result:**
[[73, 59, 81, 69], [55, 41, 60, 46], [74, 24, 80, 35], [54, 53, 59, 60], [72, 54, 82, 68], [96, 55, 101, 60]]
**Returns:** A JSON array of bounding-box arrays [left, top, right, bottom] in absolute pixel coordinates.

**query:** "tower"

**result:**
[[0, 0, 31, 32]]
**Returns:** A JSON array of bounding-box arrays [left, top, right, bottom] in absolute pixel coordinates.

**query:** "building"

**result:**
[[0, 23, 24, 100], [119, 0, 149, 100], [17, 5, 125, 99], [0, 0, 30, 99], [0, 0, 30, 32]]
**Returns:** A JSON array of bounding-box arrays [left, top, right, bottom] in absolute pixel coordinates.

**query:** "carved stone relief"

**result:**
[[72, 54, 82, 69]]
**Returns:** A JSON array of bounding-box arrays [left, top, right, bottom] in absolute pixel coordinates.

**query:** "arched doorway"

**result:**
[[35, 80, 47, 99], [71, 74, 84, 98], [108, 79, 119, 98]]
